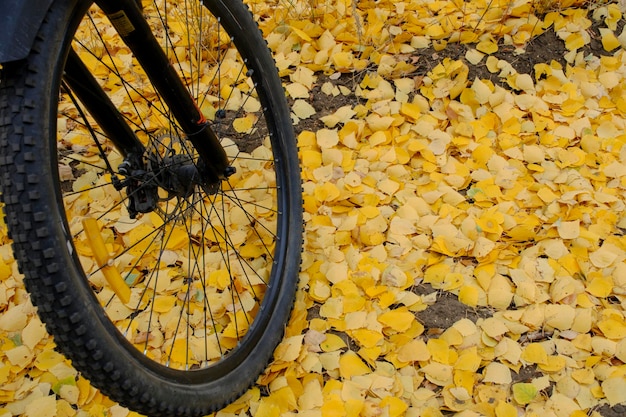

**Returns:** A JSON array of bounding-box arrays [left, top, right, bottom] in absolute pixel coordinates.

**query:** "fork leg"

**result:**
[[95, 0, 230, 184], [63, 47, 145, 157]]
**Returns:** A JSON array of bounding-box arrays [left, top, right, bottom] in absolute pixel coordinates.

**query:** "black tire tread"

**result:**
[[0, 1, 302, 416]]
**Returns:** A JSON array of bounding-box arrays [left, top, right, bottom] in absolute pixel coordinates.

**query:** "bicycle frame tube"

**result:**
[[64, 48, 145, 158], [94, 0, 230, 184]]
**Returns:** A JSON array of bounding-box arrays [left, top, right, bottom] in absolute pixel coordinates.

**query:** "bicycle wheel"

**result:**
[[0, 0, 302, 415]]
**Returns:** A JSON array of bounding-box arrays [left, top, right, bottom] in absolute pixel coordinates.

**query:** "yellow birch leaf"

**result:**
[[571, 368, 595, 385], [441, 327, 463, 346], [338, 85, 351, 95], [378, 179, 400, 196], [21, 317, 47, 350], [452, 385, 472, 399], [600, 28, 620, 51], [5, 345, 34, 369], [427, 339, 451, 364], [544, 304, 575, 330], [290, 25, 313, 42], [332, 52, 353, 69], [556, 220, 580, 239], [495, 400, 517, 417], [320, 106, 356, 128], [34, 350, 65, 371], [602, 376, 626, 406], [359, 346, 382, 364], [454, 319, 479, 337], [460, 31, 479, 43], [380, 396, 408, 417], [521, 343, 548, 365], [597, 120, 620, 137], [378, 309, 415, 332], [255, 398, 280, 417], [394, 78, 415, 95], [515, 74, 535, 92], [298, 130, 316, 146], [233, 115, 256, 133], [591, 384, 605, 399], [209, 269, 230, 290], [223, 311, 250, 338], [455, 349, 481, 372], [565, 32, 585, 50], [286, 82, 310, 99], [426, 24, 445, 39], [153, 295, 176, 313], [351, 329, 383, 349], [339, 351, 370, 379], [293, 99, 316, 120], [378, 292, 396, 309], [482, 362, 512, 384], [572, 308, 593, 334], [238, 244, 267, 259], [616, 339, 626, 363], [443, 387, 472, 411], [542, 239, 569, 260], [165, 226, 190, 250], [360, 230, 384, 246], [317, 128, 339, 149], [476, 211, 504, 234], [481, 317, 509, 339], [400, 102, 422, 120], [458, 285, 479, 307], [270, 386, 298, 413], [310, 280, 331, 302], [421, 362, 453, 386], [598, 317, 626, 339], [488, 274, 513, 310], [314, 182, 341, 202], [424, 263, 450, 286], [397, 339, 430, 362], [537, 187, 558, 203], [589, 243, 620, 268], [24, 395, 57, 417], [538, 355, 566, 372], [591, 336, 617, 357], [465, 49, 484, 65], [0, 363, 10, 385], [291, 66, 315, 89], [299, 379, 323, 410], [605, 4, 622, 30], [321, 333, 347, 352], [586, 276, 613, 298], [274, 335, 303, 362], [495, 337, 521, 364], [443, 273, 463, 291], [321, 395, 345, 417], [476, 38, 498, 54], [366, 114, 395, 131]]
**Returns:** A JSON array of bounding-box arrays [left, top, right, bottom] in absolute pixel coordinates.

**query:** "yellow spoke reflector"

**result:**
[[82, 218, 131, 304]]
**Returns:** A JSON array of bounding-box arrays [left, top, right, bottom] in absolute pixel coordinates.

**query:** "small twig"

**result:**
[[519, 330, 554, 344]]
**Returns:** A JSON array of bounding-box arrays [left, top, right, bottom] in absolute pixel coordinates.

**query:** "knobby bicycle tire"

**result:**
[[0, 0, 302, 416]]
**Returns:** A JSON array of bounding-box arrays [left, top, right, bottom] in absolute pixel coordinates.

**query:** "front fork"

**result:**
[[63, 0, 233, 215], [96, 0, 231, 184]]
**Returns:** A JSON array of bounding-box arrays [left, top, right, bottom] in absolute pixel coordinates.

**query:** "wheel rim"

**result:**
[[57, 1, 285, 372]]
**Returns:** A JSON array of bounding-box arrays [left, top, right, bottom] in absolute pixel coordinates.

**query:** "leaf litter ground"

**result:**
[[292, 17, 626, 417], [3, 1, 626, 417]]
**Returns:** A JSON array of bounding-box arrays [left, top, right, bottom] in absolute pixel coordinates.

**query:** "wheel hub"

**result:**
[[149, 152, 200, 199], [117, 134, 228, 218]]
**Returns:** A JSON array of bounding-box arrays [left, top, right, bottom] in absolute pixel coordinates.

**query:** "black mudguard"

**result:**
[[0, 0, 54, 63]]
